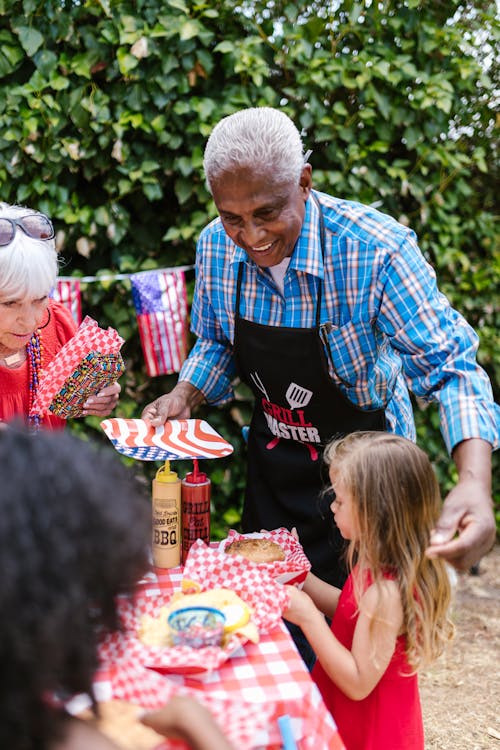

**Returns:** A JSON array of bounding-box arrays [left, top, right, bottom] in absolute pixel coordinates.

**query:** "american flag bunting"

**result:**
[[52, 278, 82, 325], [131, 270, 189, 377]]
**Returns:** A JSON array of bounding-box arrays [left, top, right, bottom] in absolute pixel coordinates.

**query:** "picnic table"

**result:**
[[90, 563, 345, 750]]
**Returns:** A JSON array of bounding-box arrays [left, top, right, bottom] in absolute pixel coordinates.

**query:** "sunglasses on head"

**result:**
[[0, 213, 55, 247]]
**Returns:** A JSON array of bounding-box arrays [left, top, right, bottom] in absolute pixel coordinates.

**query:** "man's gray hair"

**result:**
[[203, 107, 305, 193]]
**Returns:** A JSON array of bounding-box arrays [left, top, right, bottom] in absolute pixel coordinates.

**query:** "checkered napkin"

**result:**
[[104, 656, 176, 710], [31, 316, 124, 418], [98, 591, 244, 676], [92, 658, 274, 750], [220, 527, 312, 586], [182, 540, 291, 628], [98, 544, 290, 678]]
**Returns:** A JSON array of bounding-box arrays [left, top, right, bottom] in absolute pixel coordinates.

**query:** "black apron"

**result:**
[[233, 196, 385, 587]]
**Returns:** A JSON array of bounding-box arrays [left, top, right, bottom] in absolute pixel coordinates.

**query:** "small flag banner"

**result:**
[[100, 418, 234, 461], [131, 270, 189, 377], [52, 279, 82, 325]]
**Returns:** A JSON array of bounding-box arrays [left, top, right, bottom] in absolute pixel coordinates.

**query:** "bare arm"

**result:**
[[141, 381, 206, 425], [141, 696, 235, 750], [54, 698, 235, 750], [289, 529, 342, 619], [51, 717, 121, 750], [284, 580, 403, 700], [301, 572, 342, 620], [426, 438, 495, 570]]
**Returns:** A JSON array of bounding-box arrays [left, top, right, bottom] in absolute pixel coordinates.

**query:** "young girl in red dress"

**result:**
[[284, 431, 455, 750]]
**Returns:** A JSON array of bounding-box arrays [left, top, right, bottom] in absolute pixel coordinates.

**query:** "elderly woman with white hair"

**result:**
[[0, 202, 120, 429]]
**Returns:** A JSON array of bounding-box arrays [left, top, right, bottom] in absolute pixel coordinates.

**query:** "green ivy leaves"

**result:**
[[0, 0, 497, 518]]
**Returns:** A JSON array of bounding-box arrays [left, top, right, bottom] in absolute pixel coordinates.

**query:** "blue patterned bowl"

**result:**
[[168, 606, 226, 648]]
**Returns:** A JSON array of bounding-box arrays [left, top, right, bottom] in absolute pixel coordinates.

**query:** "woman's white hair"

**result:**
[[0, 203, 58, 299], [203, 107, 305, 193]]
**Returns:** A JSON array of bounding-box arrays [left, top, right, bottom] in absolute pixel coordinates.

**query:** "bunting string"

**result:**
[[57, 263, 194, 284], [52, 265, 194, 377]]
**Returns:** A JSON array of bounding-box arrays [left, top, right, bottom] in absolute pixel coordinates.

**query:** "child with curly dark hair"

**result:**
[[0, 426, 234, 750]]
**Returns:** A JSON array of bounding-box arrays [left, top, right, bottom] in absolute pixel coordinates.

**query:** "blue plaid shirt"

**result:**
[[180, 191, 499, 453]]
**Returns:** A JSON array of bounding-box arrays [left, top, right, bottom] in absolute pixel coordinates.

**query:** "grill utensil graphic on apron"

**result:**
[[285, 382, 313, 410], [250, 371, 270, 401]]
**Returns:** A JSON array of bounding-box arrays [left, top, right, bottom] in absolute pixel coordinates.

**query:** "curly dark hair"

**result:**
[[0, 426, 152, 749]]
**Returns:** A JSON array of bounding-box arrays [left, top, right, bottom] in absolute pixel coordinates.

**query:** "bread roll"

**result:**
[[77, 700, 163, 750], [224, 538, 286, 563]]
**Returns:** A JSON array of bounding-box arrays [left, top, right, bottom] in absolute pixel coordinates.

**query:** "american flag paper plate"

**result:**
[[100, 418, 234, 461]]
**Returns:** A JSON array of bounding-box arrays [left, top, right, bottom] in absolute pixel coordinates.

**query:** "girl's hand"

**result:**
[[283, 584, 316, 627]]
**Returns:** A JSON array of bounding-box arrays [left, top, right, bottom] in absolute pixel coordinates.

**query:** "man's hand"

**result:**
[[426, 439, 496, 570], [141, 382, 204, 426]]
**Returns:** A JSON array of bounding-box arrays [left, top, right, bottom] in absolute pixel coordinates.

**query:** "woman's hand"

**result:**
[[82, 381, 121, 417]]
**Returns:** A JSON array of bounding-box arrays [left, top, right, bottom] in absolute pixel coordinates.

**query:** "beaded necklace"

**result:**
[[27, 330, 44, 431]]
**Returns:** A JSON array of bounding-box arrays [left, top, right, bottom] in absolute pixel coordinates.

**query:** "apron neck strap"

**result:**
[[311, 192, 325, 327], [236, 260, 244, 313]]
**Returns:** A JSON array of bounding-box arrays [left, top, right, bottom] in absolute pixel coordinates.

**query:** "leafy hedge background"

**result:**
[[1, 0, 498, 536]]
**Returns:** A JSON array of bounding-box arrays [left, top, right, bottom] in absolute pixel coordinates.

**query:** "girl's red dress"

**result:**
[[312, 566, 424, 750], [0, 300, 77, 430]]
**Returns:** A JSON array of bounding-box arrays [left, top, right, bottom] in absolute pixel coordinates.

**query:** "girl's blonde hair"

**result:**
[[324, 431, 454, 670]]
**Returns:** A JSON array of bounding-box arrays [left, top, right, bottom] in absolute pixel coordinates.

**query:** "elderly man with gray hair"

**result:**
[[142, 107, 498, 664]]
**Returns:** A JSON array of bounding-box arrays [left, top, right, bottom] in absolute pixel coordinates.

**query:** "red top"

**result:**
[[312, 567, 424, 750], [0, 300, 77, 430]]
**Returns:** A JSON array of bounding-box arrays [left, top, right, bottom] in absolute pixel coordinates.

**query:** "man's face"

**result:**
[[211, 164, 312, 268]]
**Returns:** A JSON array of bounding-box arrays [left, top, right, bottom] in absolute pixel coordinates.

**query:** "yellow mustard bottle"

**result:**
[[152, 460, 181, 568]]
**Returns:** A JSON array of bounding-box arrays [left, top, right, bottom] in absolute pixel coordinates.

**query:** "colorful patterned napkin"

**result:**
[[49, 351, 124, 418], [31, 316, 124, 418]]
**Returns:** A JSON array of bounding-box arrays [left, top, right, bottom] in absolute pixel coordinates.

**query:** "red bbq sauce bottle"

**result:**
[[181, 458, 211, 564]]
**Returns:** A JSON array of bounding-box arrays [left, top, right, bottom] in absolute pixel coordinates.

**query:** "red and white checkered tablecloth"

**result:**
[[94, 565, 345, 750]]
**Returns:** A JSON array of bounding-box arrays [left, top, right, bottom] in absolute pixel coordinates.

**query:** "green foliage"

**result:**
[[0, 0, 498, 530]]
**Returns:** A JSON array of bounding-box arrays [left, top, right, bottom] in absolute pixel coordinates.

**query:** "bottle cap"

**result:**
[[155, 460, 178, 483], [184, 457, 208, 484]]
